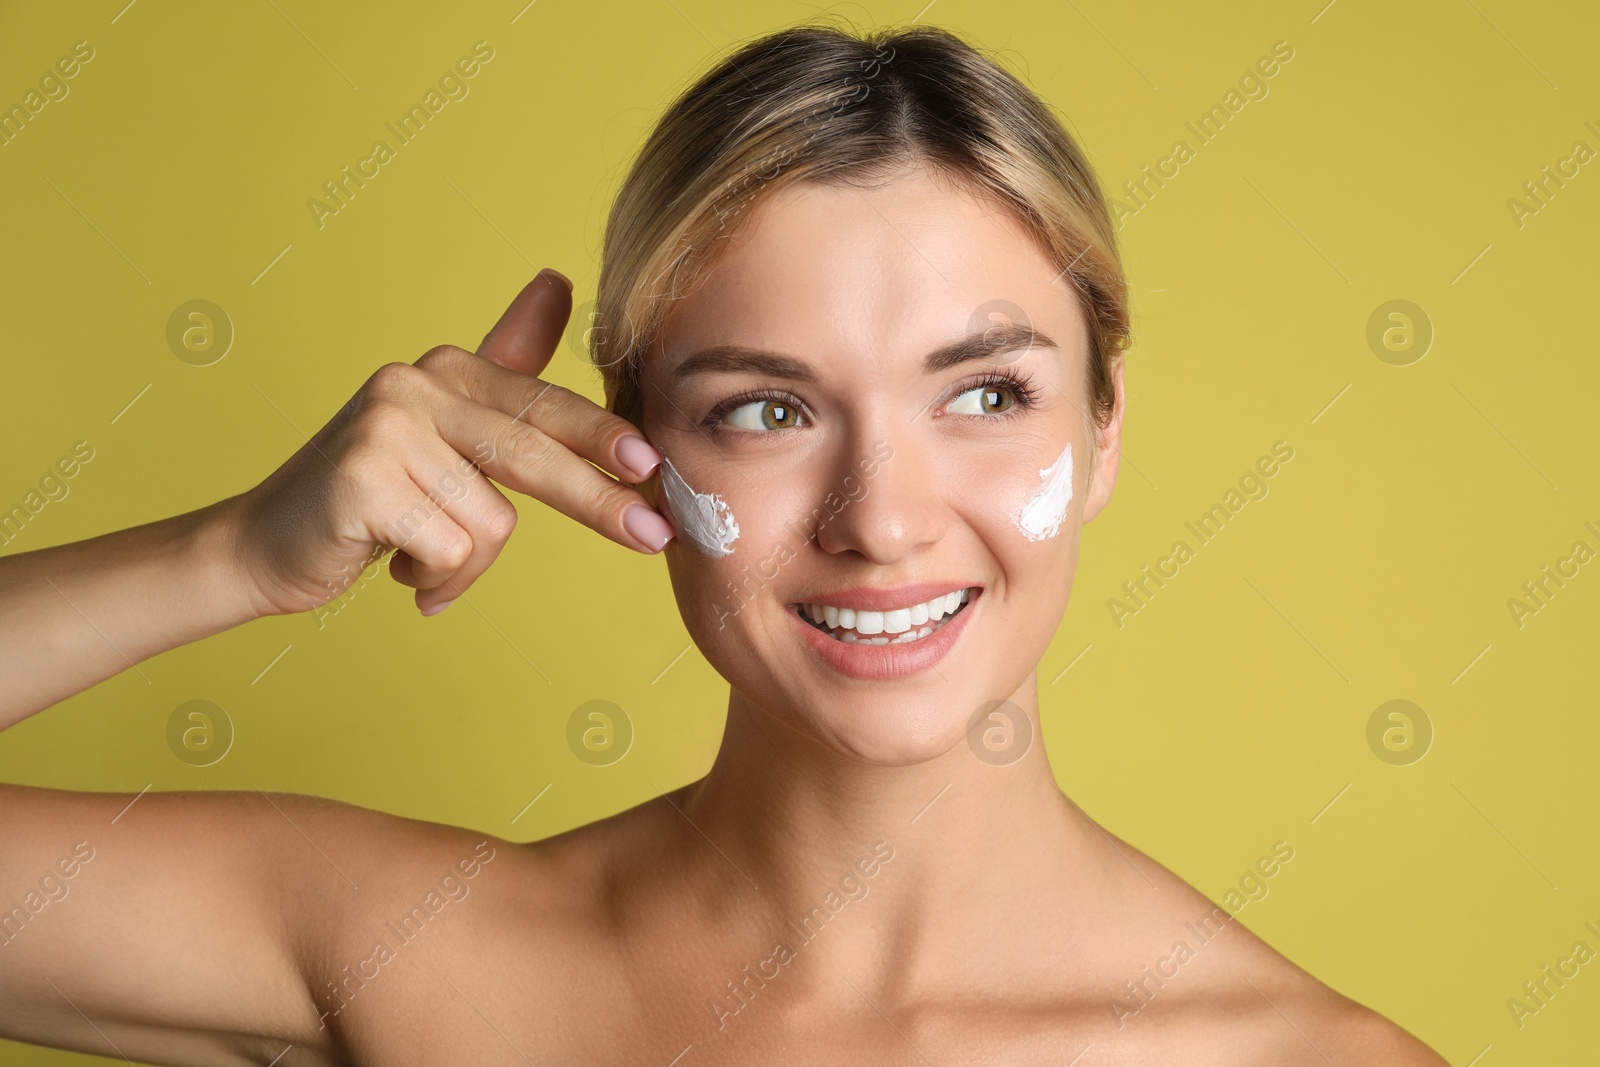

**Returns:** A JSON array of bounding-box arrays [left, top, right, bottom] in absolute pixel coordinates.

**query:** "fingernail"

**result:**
[[622, 504, 674, 553], [539, 267, 573, 291], [615, 434, 663, 480], [421, 598, 455, 617]]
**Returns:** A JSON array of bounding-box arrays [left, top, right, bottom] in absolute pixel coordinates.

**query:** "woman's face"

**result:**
[[638, 165, 1123, 765]]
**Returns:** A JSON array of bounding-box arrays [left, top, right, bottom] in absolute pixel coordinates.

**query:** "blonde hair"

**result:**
[[590, 22, 1130, 465]]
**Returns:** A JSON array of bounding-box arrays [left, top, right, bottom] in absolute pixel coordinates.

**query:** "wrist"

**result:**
[[184, 494, 280, 627]]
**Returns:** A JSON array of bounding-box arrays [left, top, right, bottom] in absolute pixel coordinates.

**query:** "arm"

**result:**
[[0, 783, 506, 1067], [0, 271, 666, 1063], [0, 785, 346, 1066], [0, 498, 261, 730], [2, 270, 668, 730]]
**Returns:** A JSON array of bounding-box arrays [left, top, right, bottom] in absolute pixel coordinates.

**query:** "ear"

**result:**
[[1081, 358, 1125, 524]]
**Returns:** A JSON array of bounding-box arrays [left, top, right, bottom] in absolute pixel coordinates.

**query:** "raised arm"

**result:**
[[0, 269, 672, 1063], [0, 498, 259, 729], [0, 268, 673, 730]]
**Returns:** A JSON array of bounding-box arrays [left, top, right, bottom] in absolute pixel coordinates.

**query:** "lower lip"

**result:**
[[787, 590, 981, 681]]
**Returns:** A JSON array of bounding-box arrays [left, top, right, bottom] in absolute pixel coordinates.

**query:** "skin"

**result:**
[[0, 167, 1447, 1066]]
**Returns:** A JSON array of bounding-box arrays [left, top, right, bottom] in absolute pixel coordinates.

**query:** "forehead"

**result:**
[[653, 167, 1086, 376]]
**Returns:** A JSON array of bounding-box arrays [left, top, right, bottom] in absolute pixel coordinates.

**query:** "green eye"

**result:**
[[725, 398, 800, 431], [946, 383, 1017, 416]]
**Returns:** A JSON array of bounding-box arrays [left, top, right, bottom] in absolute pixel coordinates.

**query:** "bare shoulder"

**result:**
[[304, 782, 684, 975], [275, 790, 577, 1046], [1084, 823, 1447, 1065], [1211, 941, 1448, 1065], [1222, 963, 1451, 1065], [1320, 1001, 1451, 1065], [301, 788, 697, 1061]]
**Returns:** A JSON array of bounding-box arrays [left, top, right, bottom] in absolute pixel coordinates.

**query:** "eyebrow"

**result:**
[[670, 322, 1056, 383]]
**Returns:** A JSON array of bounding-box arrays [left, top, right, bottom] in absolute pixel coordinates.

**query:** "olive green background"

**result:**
[[2, 0, 1596, 1062]]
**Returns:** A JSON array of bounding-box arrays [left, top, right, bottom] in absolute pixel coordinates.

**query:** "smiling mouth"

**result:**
[[791, 588, 976, 645]]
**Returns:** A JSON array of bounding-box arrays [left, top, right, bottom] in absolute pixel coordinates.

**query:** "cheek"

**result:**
[[1013, 441, 1075, 541], [658, 456, 741, 557], [657, 448, 864, 570], [953, 439, 1076, 548], [656, 459, 810, 630], [658, 436, 1079, 589], [955, 439, 1084, 619]]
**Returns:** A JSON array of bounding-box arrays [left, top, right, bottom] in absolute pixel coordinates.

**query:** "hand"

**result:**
[[223, 269, 675, 618]]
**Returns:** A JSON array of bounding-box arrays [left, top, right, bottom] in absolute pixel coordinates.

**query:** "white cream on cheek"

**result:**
[[1015, 442, 1074, 541], [658, 455, 740, 557]]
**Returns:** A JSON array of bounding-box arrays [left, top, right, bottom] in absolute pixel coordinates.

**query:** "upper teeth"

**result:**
[[802, 589, 970, 635]]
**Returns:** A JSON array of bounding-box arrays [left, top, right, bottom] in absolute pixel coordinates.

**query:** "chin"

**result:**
[[791, 697, 975, 767]]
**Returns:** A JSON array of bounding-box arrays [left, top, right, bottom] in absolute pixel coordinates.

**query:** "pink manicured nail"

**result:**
[[622, 504, 674, 553], [421, 598, 455, 617], [615, 434, 663, 481]]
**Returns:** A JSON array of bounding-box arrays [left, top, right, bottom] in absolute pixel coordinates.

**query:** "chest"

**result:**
[[330, 952, 1143, 1067]]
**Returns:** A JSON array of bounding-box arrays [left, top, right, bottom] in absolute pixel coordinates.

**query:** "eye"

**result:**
[[723, 397, 802, 431], [946, 381, 1019, 416]]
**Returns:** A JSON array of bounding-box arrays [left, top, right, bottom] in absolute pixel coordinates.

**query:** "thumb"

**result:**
[[476, 268, 573, 376]]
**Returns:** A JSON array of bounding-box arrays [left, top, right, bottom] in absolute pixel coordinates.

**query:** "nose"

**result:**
[[811, 431, 945, 564]]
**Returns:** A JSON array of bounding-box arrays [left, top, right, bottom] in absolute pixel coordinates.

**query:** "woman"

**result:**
[[0, 22, 1444, 1066]]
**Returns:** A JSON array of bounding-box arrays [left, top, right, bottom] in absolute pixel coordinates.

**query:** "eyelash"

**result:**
[[700, 370, 1044, 437], [958, 370, 1044, 420]]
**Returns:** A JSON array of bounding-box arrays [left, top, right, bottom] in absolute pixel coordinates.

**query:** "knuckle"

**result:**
[[587, 479, 635, 520], [438, 532, 474, 571], [416, 344, 469, 375], [388, 497, 437, 547], [483, 499, 519, 540], [349, 395, 413, 447], [336, 411, 414, 490], [514, 377, 565, 424], [366, 360, 420, 399], [592, 403, 633, 441], [583, 405, 628, 447], [343, 435, 388, 473], [503, 421, 557, 475], [576, 402, 640, 459]]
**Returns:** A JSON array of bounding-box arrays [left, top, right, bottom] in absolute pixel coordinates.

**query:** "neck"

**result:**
[[674, 671, 1113, 986]]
